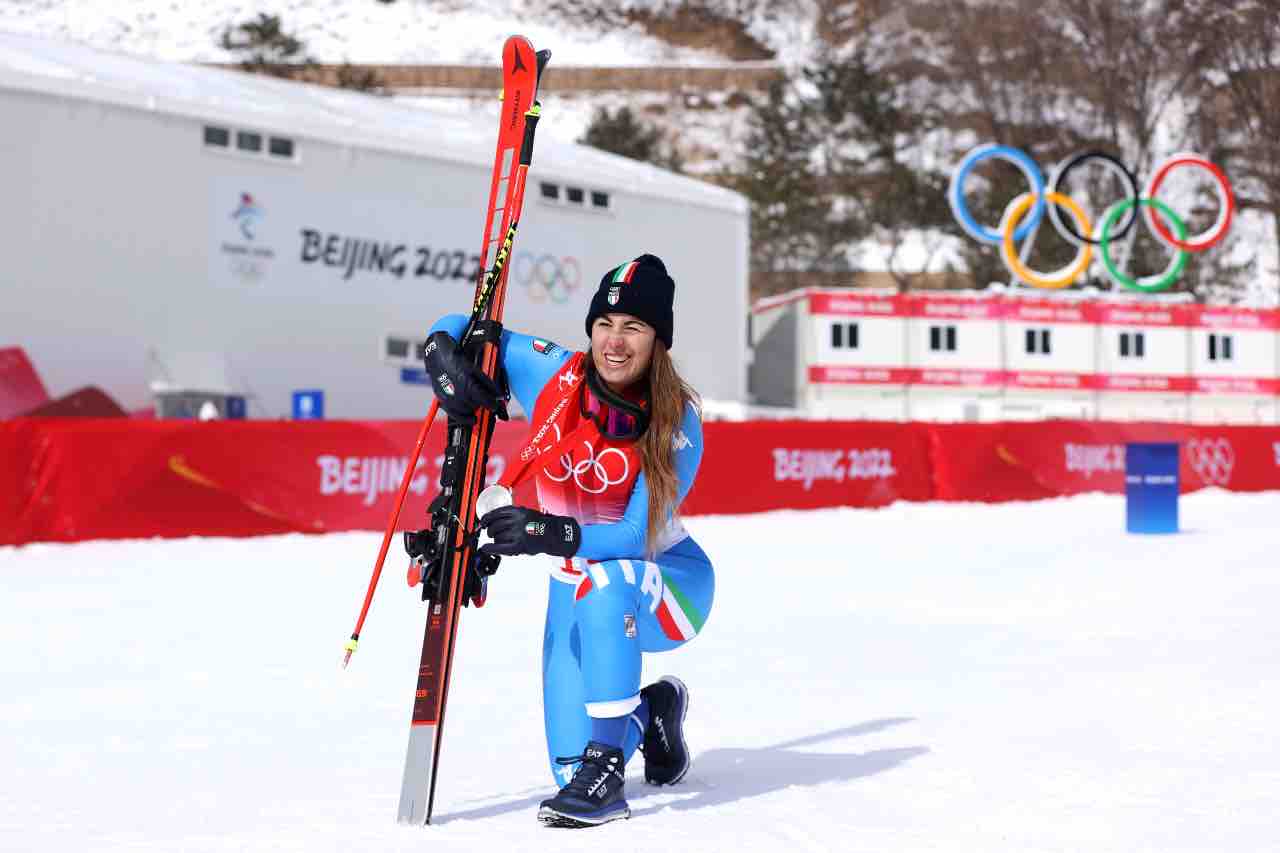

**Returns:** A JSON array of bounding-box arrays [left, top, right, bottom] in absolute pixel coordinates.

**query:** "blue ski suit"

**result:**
[[430, 315, 714, 783]]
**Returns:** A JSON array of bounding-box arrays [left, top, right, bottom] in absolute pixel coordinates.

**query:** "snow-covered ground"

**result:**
[[3, 490, 1279, 851], [0, 0, 734, 65]]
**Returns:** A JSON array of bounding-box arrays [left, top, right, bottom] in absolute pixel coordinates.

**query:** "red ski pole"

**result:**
[[343, 397, 441, 668]]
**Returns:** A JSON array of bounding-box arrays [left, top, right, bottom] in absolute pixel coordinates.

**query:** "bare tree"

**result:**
[[1198, 1, 1280, 302]]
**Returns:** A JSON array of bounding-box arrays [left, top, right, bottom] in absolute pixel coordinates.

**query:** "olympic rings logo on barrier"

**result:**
[[948, 144, 1235, 293], [1186, 437, 1235, 486], [513, 252, 582, 304]]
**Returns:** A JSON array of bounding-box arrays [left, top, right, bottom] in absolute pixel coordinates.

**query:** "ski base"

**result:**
[[396, 723, 438, 824]]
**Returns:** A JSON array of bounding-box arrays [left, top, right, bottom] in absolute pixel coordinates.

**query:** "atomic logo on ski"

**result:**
[[512, 47, 527, 73]]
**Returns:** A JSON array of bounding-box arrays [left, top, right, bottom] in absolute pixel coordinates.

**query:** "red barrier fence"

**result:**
[[2, 418, 1279, 545]]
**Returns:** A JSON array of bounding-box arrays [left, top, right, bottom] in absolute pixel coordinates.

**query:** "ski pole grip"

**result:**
[[520, 104, 541, 166]]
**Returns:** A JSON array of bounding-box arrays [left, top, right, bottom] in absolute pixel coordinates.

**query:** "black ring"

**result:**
[[1047, 150, 1140, 246]]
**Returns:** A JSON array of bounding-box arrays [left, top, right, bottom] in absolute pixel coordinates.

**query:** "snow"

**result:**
[[4, 490, 1279, 850], [0, 0, 730, 66]]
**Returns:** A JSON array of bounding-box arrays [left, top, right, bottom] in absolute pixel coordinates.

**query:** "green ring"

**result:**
[[1099, 197, 1189, 293]]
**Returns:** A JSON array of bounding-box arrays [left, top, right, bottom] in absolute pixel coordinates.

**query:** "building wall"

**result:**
[[748, 302, 798, 407], [0, 86, 747, 417], [748, 288, 1280, 424]]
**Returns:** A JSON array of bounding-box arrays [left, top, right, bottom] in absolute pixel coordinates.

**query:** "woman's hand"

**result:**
[[422, 331, 508, 424], [478, 506, 580, 558]]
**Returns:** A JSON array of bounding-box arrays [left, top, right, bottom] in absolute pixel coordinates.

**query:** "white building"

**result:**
[[749, 287, 1279, 424], [1187, 306, 1280, 424], [1001, 297, 1097, 420], [0, 33, 749, 418], [1094, 304, 1191, 422]]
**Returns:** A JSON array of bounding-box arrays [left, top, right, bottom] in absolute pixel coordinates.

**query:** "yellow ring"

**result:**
[[1000, 191, 1094, 289]]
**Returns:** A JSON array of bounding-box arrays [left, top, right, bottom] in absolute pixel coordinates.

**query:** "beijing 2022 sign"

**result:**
[[948, 145, 1235, 293]]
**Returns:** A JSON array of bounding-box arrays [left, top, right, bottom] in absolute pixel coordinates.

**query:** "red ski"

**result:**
[[395, 35, 549, 826]]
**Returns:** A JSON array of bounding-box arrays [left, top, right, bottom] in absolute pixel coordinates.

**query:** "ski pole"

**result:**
[[343, 397, 441, 668]]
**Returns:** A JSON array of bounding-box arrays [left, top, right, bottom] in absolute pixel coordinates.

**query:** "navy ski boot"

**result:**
[[538, 741, 630, 828], [640, 676, 691, 785]]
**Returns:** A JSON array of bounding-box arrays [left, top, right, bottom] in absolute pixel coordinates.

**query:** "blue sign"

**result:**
[[400, 368, 431, 386], [225, 395, 247, 420], [292, 389, 325, 420], [1125, 442, 1179, 534]]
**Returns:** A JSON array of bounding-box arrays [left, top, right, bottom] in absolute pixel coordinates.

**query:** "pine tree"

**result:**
[[219, 14, 313, 79], [580, 106, 683, 172]]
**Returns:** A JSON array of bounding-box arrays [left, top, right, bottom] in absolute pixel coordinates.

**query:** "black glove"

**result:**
[[422, 331, 508, 424], [479, 506, 581, 558]]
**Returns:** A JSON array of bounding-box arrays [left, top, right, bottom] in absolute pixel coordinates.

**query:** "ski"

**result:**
[[396, 35, 549, 827]]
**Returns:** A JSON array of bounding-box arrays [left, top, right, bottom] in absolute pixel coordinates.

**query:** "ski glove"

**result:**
[[479, 506, 581, 558], [422, 331, 508, 424]]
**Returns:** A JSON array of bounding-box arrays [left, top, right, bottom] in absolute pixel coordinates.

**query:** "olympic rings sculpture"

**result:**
[[512, 252, 582, 304], [948, 144, 1235, 293]]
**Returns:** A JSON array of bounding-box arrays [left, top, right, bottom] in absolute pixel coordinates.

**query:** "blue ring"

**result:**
[[948, 144, 1047, 245]]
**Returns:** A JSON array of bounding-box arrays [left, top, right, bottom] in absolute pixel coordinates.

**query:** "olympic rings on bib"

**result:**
[[949, 143, 1234, 293]]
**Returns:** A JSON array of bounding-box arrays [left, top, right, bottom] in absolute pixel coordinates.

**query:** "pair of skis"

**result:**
[[342, 35, 549, 826]]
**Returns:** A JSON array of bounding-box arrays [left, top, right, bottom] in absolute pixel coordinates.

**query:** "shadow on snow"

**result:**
[[439, 717, 928, 824]]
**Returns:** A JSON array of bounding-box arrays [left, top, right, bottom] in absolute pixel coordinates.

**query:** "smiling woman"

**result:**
[[414, 253, 713, 829]]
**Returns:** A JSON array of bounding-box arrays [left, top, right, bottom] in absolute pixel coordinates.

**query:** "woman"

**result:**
[[422, 253, 714, 828]]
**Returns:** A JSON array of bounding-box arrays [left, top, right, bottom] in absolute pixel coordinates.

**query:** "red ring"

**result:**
[[1143, 155, 1235, 252]]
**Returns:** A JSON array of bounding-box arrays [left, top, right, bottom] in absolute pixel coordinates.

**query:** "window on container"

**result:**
[[945, 326, 957, 351], [268, 136, 295, 158], [385, 337, 410, 360], [1209, 333, 1234, 362], [566, 186, 585, 205], [237, 131, 263, 152], [929, 325, 956, 352], [1120, 331, 1145, 358], [1027, 328, 1052, 354], [830, 322, 859, 350], [929, 326, 942, 351], [591, 190, 610, 209], [540, 182, 560, 201], [203, 125, 230, 147]]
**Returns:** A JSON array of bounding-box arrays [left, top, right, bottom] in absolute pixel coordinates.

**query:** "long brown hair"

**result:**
[[638, 342, 700, 556]]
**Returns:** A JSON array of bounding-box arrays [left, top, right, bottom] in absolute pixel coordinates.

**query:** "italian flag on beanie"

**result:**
[[584, 253, 676, 349]]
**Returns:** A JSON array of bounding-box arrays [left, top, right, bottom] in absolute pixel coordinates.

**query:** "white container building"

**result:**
[[0, 33, 749, 418]]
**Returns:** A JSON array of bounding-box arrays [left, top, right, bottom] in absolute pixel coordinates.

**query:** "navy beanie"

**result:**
[[584, 254, 675, 349]]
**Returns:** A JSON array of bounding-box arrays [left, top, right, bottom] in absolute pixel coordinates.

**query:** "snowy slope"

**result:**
[[3, 490, 1279, 851], [0, 0, 733, 65]]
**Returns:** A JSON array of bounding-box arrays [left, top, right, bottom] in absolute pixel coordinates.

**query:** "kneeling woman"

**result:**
[[423, 254, 714, 828]]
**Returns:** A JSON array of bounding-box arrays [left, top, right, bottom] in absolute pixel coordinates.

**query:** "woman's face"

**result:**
[[590, 313, 656, 392]]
